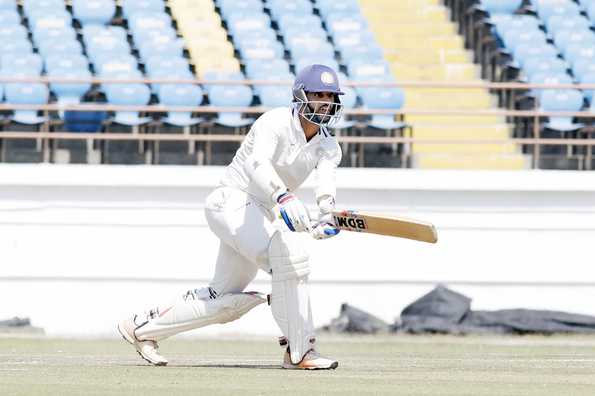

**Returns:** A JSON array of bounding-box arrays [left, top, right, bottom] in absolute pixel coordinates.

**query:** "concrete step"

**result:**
[[413, 153, 530, 169], [412, 125, 512, 139], [412, 142, 519, 154]]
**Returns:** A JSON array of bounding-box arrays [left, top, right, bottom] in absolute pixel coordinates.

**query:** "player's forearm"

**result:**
[[244, 154, 288, 204]]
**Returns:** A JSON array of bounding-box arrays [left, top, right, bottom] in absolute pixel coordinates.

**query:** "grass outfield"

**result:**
[[2, 334, 595, 395]]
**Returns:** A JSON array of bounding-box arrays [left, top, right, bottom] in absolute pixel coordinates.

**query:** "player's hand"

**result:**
[[277, 192, 311, 232], [311, 195, 340, 240]]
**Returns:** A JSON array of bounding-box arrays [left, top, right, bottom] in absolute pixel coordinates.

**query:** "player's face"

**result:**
[[306, 91, 335, 119]]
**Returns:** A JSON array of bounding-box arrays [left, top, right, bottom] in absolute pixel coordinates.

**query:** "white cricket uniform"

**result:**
[[205, 106, 341, 295]]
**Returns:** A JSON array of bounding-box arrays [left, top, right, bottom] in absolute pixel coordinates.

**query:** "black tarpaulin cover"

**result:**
[[323, 285, 595, 334]]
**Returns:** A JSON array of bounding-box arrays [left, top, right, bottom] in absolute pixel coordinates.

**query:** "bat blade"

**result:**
[[332, 210, 438, 243]]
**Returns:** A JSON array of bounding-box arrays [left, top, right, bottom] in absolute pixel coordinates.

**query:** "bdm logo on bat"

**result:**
[[333, 215, 367, 231]]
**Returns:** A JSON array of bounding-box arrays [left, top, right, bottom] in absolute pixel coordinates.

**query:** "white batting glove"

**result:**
[[277, 192, 312, 232], [311, 195, 340, 240]]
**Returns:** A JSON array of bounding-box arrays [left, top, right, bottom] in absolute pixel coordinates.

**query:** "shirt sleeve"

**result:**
[[243, 115, 288, 204], [314, 137, 342, 200]]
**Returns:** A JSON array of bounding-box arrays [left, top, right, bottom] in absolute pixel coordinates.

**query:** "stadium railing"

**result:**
[[0, 76, 594, 169]]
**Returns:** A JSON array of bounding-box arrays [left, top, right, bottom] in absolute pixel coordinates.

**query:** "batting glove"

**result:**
[[277, 192, 312, 232], [311, 195, 340, 240]]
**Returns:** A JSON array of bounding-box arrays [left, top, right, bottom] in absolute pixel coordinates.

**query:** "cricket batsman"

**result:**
[[118, 64, 344, 370]]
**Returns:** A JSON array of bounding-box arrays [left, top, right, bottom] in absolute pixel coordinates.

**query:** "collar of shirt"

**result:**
[[291, 107, 322, 145]]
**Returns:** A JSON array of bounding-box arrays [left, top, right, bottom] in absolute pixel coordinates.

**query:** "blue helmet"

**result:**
[[292, 64, 344, 127]]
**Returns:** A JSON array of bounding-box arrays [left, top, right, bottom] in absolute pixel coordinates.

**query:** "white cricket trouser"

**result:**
[[204, 186, 277, 295]]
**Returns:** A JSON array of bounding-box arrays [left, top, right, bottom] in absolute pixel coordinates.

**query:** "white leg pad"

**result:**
[[269, 231, 315, 364], [133, 287, 266, 341]]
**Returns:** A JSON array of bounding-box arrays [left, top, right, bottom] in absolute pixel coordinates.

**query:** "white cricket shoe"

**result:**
[[282, 348, 339, 370], [117, 317, 168, 366]]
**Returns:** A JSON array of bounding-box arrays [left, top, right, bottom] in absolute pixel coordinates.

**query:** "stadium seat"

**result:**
[[4, 80, 49, 124], [244, 59, 290, 79], [202, 71, 245, 95], [534, 0, 581, 22], [2, 39, 34, 56], [579, 72, 595, 102], [38, 39, 83, 58], [0, 0, 16, 11], [573, 59, 595, 82], [44, 54, 89, 73], [49, 67, 92, 105], [0, 9, 20, 25], [267, 0, 313, 21], [360, 87, 408, 131], [149, 67, 194, 94], [0, 53, 43, 75], [158, 84, 204, 127], [121, 0, 164, 19], [0, 25, 28, 41], [105, 84, 152, 126], [332, 77, 357, 130], [544, 14, 591, 34], [528, 72, 573, 100], [258, 85, 292, 108], [208, 85, 254, 127], [477, 0, 522, 14], [522, 57, 568, 79], [72, 0, 115, 25], [540, 89, 584, 132]]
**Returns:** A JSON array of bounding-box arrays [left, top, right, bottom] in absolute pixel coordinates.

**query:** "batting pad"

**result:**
[[269, 231, 315, 364], [134, 288, 266, 341]]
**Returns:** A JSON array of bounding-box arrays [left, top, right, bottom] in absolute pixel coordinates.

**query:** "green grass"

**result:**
[[2, 334, 595, 395]]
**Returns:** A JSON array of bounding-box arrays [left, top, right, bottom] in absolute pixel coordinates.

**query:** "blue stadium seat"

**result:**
[[289, 40, 334, 60], [208, 85, 254, 127], [121, 0, 164, 19], [137, 37, 185, 62], [325, 15, 368, 36], [38, 39, 83, 58], [0, 25, 28, 41], [258, 85, 292, 108], [522, 57, 568, 79], [244, 59, 291, 79], [339, 42, 384, 63], [477, 0, 522, 14], [588, 3, 595, 21], [528, 71, 573, 100], [294, 57, 340, 75], [268, 0, 313, 21], [49, 67, 92, 105], [226, 13, 270, 37], [149, 67, 194, 94], [277, 14, 322, 37], [105, 83, 152, 126], [63, 110, 107, 133], [553, 30, 595, 55], [202, 71, 245, 95], [360, 87, 407, 131], [33, 27, 77, 49], [81, 25, 127, 46], [96, 55, 139, 77], [145, 56, 191, 76], [2, 39, 33, 56], [347, 59, 391, 80], [544, 14, 591, 34], [219, 0, 263, 20], [72, 0, 115, 25], [563, 44, 595, 69], [0, 9, 20, 25], [580, 72, 595, 103], [534, 0, 581, 22], [513, 43, 559, 69], [315, 0, 360, 18], [158, 84, 204, 127], [44, 54, 89, 73], [252, 71, 294, 96], [4, 79, 49, 124], [0, 0, 16, 11], [572, 59, 595, 82], [540, 89, 584, 132], [500, 28, 548, 55], [0, 53, 43, 74]]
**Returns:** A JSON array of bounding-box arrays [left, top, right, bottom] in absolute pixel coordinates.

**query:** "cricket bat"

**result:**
[[332, 210, 438, 243]]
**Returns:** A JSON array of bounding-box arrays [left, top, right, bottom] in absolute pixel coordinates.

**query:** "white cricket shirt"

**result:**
[[220, 107, 342, 209]]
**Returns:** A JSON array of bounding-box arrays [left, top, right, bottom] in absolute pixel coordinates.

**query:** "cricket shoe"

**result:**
[[117, 317, 168, 366], [282, 348, 339, 370]]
